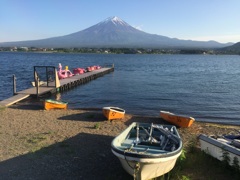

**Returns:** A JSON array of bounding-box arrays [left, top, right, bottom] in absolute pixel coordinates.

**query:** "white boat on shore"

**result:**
[[111, 122, 182, 180], [199, 134, 240, 167]]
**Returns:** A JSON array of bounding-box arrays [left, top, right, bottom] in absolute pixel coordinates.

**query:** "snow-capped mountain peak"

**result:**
[[101, 16, 130, 26]]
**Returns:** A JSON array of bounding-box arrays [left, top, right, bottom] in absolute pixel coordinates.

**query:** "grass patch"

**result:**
[[94, 122, 100, 129], [21, 131, 55, 152]]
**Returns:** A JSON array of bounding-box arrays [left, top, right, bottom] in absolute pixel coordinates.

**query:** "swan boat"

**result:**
[[57, 63, 74, 80], [102, 107, 125, 120], [111, 122, 182, 180], [73, 68, 86, 75], [160, 111, 195, 128]]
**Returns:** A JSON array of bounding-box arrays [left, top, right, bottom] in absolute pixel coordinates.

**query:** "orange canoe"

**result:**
[[44, 99, 68, 110], [160, 111, 195, 128], [102, 107, 125, 120]]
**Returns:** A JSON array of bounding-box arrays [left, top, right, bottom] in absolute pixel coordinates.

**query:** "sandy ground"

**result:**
[[0, 102, 240, 180]]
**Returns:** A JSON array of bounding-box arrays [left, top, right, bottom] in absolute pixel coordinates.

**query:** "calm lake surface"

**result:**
[[1, 52, 240, 125]]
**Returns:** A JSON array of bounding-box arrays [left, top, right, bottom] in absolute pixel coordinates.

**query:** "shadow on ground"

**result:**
[[58, 111, 106, 122], [0, 133, 132, 180], [0, 107, 171, 180]]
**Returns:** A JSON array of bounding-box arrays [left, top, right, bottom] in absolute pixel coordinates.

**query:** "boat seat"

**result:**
[[118, 143, 169, 153], [121, 138, 171, 152], [121, 138, 136, 147]]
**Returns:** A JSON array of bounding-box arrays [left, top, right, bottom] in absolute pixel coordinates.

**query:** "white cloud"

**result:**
[[134, 24, 144, 31]]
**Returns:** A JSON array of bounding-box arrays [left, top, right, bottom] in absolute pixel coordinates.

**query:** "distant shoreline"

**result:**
[[0, 47, 239, 55]]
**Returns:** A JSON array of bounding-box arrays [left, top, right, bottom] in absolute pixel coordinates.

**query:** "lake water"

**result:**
[[1, 52, 240, 125]]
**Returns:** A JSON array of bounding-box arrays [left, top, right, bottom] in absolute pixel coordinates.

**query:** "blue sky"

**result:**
[[1, 0, 240, 43]]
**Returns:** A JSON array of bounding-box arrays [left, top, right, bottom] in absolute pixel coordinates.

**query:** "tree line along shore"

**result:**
[[0, 47, 239, 55]]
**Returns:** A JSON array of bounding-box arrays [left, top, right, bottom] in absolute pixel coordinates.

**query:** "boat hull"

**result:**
[[102, 107, 125, 120], [160, 111, 195, 128], [113, 150, 181, 180], [111, 122, 182, 180], [44, 99, 68, 110], [199, 134, 240, 167]]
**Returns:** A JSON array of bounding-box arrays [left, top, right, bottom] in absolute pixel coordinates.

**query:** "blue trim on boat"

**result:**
[[199, 134, 240, 156], [111, 123, 183, 159], [111, 145, 182, 159]]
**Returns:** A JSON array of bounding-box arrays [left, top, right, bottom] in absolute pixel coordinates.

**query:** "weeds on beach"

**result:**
[[21, 131, 55, 152], [94, 122, 100, 129], [153, 137, 240, 180], [168, 147, 240, 180]]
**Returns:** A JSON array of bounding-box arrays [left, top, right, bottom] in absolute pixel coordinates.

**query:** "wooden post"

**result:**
[[13, 74, 16, 95], [34, 71, 39, 98], [46, 67, 49, 87], [55, 68, 60, 88], [36, 77, 39, 98]]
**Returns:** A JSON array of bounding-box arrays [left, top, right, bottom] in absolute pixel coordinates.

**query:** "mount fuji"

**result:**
[[0, 16, 232, 49]]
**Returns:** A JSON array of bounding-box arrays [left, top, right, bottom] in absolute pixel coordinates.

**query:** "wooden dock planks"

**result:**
[[0, 67, 114, 107], [0, 94, 30, 107], [17, 86, 55, 95]]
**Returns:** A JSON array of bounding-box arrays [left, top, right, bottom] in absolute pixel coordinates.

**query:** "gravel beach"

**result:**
[[0, 103, 239, 180]]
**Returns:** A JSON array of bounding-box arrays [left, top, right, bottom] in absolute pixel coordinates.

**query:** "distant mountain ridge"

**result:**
[[0, 16, 234, 49], [219, 42, 240, 53]]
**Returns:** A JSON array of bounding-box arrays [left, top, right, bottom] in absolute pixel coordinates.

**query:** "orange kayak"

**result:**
[[103, 107, 125, 120], [160, 111, 195, 128], [44, 99, 68, 110]]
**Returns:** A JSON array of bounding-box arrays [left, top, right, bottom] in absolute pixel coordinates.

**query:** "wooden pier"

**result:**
[[0, 67, 114, 107]]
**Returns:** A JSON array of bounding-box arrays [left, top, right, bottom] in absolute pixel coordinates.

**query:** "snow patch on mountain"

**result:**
[[100, 16, 130, 27]]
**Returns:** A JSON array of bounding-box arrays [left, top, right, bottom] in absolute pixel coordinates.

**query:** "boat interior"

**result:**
[[117, 124, 181, 154], [110, 107, 125, 112]]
